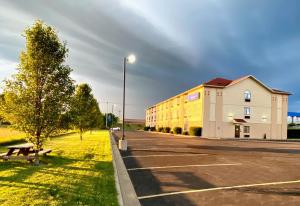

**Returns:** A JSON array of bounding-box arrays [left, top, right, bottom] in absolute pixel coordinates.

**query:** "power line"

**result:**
[[98, 101, 145, 106]]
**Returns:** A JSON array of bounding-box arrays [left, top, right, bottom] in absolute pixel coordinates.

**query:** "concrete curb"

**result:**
[[109, 132, 141, 206]]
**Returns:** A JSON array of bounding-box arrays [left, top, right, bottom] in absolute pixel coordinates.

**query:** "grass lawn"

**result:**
[[0, 127, 26, 151], [0, 130, 118, 206]]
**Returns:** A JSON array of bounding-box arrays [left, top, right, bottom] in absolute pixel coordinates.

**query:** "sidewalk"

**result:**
[[109, 132, 141, 206]]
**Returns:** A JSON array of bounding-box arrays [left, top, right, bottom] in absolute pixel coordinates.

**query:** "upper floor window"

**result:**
[[244, 107, 250, 119], [244, 90, 251, 102]]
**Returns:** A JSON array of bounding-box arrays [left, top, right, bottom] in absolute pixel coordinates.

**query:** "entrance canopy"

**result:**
[[233, 119, 247, 124]]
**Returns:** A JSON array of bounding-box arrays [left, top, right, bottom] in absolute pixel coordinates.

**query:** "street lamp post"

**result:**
[[119, 54, 136, 151]]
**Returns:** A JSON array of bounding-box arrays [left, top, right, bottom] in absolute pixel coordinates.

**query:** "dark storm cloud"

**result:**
[[0, 0, 300, 117]]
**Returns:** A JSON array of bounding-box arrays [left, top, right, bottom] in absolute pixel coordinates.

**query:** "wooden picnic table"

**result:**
[[1, 143, 52, 162], [7, 143, 34, 156]]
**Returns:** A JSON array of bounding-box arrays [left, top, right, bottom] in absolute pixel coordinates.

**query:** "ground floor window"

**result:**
[[244, 126, 250, 133]]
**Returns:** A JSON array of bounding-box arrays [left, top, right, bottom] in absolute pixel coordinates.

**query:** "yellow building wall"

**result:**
[[148, 86, 204, 132]]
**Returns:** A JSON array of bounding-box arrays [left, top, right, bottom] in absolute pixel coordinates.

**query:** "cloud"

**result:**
[[0, 59, 18, 91], [0, 0, 300, 117]]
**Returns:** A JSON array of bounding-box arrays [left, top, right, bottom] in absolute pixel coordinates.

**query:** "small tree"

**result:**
[[57, 112, 73, 131], [103, 113, 119, 128], [71, 83, 102, 140], [0, 20, 74, 165], [89, 98, 104, 131]]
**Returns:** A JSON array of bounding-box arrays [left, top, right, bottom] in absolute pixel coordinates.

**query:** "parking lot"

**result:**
[[115, 131, 300, 206]]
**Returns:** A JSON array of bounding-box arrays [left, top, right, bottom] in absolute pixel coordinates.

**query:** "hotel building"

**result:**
[[146, 75, 291, 139]]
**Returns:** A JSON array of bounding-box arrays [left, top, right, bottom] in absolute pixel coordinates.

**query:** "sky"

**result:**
[[0, 0, 300, 118]]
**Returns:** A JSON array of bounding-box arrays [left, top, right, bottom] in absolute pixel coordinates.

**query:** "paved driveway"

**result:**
[[115, 131, 300, 206]]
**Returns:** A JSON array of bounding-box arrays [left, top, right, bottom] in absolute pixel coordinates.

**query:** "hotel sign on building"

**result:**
[[146, 75, 291, 140], [187, 92, 200, 101]]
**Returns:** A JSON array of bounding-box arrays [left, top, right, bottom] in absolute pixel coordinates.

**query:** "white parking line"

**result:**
[[129, 148, 188, 151], [128, 163, 241, 171], [277, 147, 300, 150], [127, 139, 156, 141], [123, 154, 208, 159], [138, 179, 300, 200]]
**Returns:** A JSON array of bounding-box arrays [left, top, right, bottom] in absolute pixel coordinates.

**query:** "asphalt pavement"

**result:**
[[115, 131, 300, 206]]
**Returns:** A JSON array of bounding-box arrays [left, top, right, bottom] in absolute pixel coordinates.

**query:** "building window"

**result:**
[[244, 90, 251, 102], [244, 107, 250, 119], [244, 126, 250, 133]]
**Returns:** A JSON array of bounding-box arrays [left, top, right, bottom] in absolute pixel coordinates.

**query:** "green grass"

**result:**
[[0, 127, 26, 151], [124, 123, 144, 131], [0, 130, 118, 206]]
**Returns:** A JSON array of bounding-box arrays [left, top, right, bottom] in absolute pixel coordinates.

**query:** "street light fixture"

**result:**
[[127, 54, 136, 64], [119, 54, 136, 151]]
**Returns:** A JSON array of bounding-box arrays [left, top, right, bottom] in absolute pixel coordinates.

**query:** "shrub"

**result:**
[[158, 127, 163, 132], [164, 127, 171, 133], [189, 127, 202, 136], [288, 129, 300, 139], [150, 127, 156, 131], [182, 131, 189, 135], [143, 126, 150, 131], [173, 127, 182, 134], [288, 123, 296, 127]]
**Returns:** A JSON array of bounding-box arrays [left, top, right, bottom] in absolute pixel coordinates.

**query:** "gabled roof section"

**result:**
[[204, 75, 291, 95], [227, 75, 274, 93], [204, 78, 233, 87]]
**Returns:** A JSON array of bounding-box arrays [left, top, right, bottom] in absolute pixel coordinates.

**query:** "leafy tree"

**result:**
[[71, 83, 102, 140], [0, 94, 6, 125], [0, 20, 74, 165], [89, 98, 104, 130], [103, 113, 119, 128], [57, 112, 73, 131]]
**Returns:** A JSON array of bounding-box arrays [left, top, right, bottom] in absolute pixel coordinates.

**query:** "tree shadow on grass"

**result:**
[[76, 161, 117, 206], [0, 155, 118, 205], [0, 132, 77, 151], [48, 132, 77, 140], [43, 160, 117, 206], [0, 139, 26, 148], [0, 155, 76, 182]]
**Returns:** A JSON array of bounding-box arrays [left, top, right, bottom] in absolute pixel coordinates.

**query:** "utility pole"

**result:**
[[105, 101, 108, 128], [112, 104, 116, 114], [111, 104, 116, 127]]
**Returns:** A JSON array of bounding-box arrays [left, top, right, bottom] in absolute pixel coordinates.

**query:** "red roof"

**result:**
[[204, 76, 291, 95], [272, 88, 291, 95], [204, 78, 233, 87]]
